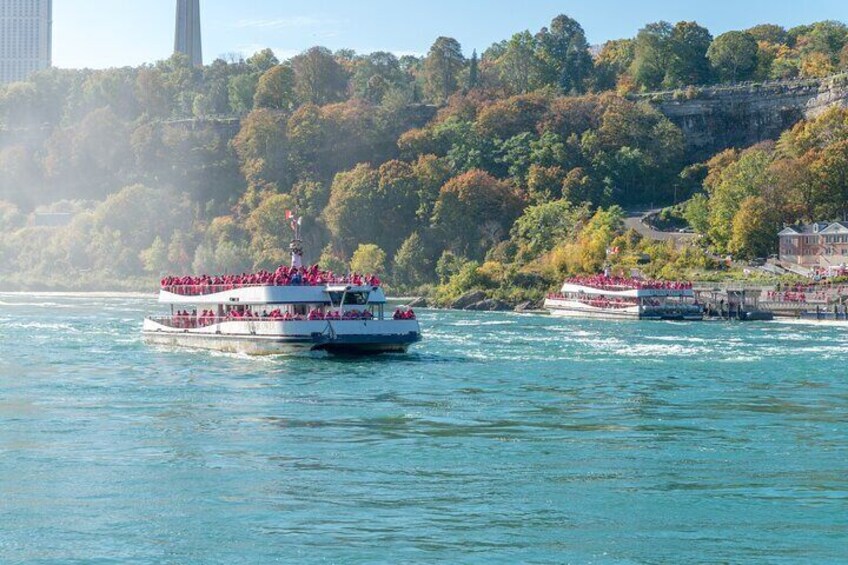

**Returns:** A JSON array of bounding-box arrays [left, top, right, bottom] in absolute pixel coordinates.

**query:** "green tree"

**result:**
[[630, 21, 675, 90], [496, 31, 546, 94], [192, 239, 253, 275], [729, 196, 779, 259], [286, 103, 328, 177], [550, 206, 624, 275], [374, 160, 421, 254], [746, 24, 788, 45], [318, 244, 348, 274], [393, 232, 432, 287], [167, 229, 195, 273], [423, 37, 465, 102], [705, 146, 774, 251], [468, 49, 479, 89], [140, 236, 169, 274], [135, 67, 172, 118], [0, 201, 23, 231], [683, 193, 710, 234], [708, 31, 759, 83], [435, 250, 466, 283], [291, 46, 348, 105], [228, 73, 259, 115], [593, 39, 635, 90], [350, 243, 387, 276], [810, 139, 848, 219], [510, 198, 590, 261], [561, 167, 610, 207], [232, 108, 289, 196], [253, 65, 296, 110], [537, 14, 594, 93], [526, 164, 565, 203], [412, 154, 452, 221], [667, 21, 713, 86], [432, 169, 524, 259], [796, 21, 848, 60], [474, 92, 549, 140], [323, 164, 380, 256], [245, 193, 296, 269], [91, 184, 189, 257], [351, 51, 405, 102], [247, 49, 280, 73]]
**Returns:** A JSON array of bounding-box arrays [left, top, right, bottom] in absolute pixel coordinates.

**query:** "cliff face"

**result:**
[[642, 74, 848, 159]]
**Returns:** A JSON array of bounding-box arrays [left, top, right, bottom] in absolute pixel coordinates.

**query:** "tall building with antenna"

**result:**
[[174, 0, 202, 66], [0, 0, 52, 84]]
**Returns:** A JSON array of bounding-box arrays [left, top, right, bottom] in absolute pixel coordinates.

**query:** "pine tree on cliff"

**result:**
[[468, 49, 479, 89]]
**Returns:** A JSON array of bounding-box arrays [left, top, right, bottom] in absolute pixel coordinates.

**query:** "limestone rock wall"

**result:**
[[641, 74, 848, 159]]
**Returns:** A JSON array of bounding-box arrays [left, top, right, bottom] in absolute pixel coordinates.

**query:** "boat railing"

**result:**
[[564, 280, 694, 292], [147, 316, 229, 329], [147, 313, 409, 328], [162, 283, 270, 296], [162, 278, 379, 296]]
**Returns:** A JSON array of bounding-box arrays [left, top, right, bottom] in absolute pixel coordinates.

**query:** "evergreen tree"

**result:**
[[468, 49, 479, 89]]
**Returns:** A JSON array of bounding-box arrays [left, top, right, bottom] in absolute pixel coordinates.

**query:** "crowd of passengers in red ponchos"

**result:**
[[161, 264, 381, 294], [566, 275, 693, 290], [169, 307, 415, 328]]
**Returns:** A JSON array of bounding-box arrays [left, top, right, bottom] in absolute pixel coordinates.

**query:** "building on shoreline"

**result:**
[[174, 0, 202, 67], [779, 222, 848, 268], [0, 0, 52, 84]]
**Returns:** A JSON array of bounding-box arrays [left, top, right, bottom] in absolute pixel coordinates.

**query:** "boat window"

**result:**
[[328, 291, 370, 305]]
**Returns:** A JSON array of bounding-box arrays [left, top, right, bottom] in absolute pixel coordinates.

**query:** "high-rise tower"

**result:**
[[174, 0, 202, 67], [0, 0, 52, 84]]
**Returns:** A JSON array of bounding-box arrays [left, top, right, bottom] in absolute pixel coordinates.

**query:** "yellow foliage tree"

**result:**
[[800, 52, 835, 78]]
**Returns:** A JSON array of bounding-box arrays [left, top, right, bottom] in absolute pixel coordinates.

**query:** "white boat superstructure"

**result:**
[[544, 277, 704, 321], [143, 283, 421, 355], [143, 230, 422, 355]]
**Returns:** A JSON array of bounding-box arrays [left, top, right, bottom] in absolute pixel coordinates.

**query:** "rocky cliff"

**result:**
[[640, 74, 848, 159]]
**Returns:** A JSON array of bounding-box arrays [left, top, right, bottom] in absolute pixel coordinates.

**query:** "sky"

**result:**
[[54, 0, 848, 69]]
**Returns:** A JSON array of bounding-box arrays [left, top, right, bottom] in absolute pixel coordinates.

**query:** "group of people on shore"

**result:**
[[566, 275, 693, 291], [161, 264, 381, 295], [762, 291, 827, 303]]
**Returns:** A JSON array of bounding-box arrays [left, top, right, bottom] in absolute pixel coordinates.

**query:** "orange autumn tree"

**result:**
[[432, 169, 524, 259]]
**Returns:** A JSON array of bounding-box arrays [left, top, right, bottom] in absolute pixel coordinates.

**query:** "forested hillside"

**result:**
[[2, 15, 848, 293]]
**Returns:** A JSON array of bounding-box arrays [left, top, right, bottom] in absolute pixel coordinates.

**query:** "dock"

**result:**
[[694, 283, 848, 320]]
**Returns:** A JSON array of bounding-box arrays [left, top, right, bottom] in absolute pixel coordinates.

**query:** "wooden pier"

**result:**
[[694, 282, 848, 320]]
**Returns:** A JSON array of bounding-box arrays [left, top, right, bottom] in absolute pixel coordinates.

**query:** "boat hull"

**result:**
[[142, 319, 421, 355]]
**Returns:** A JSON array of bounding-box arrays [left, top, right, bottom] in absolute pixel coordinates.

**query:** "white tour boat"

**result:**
[[143, 235, 422, 355], [544, 275, 704, 321]]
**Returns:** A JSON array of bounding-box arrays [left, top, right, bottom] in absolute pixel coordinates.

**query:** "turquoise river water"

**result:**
[[0, 293, 846, 563]]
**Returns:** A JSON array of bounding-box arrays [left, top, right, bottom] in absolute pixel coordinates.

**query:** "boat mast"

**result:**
[[289, 210, 303, 269]]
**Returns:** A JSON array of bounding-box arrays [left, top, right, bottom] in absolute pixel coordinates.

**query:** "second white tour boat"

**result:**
[[544, 275, 704, 321]]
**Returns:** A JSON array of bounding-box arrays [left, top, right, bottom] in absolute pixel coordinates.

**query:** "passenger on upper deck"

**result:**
[[566, 274, 693, 291], [160, 264, 383, 295]]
